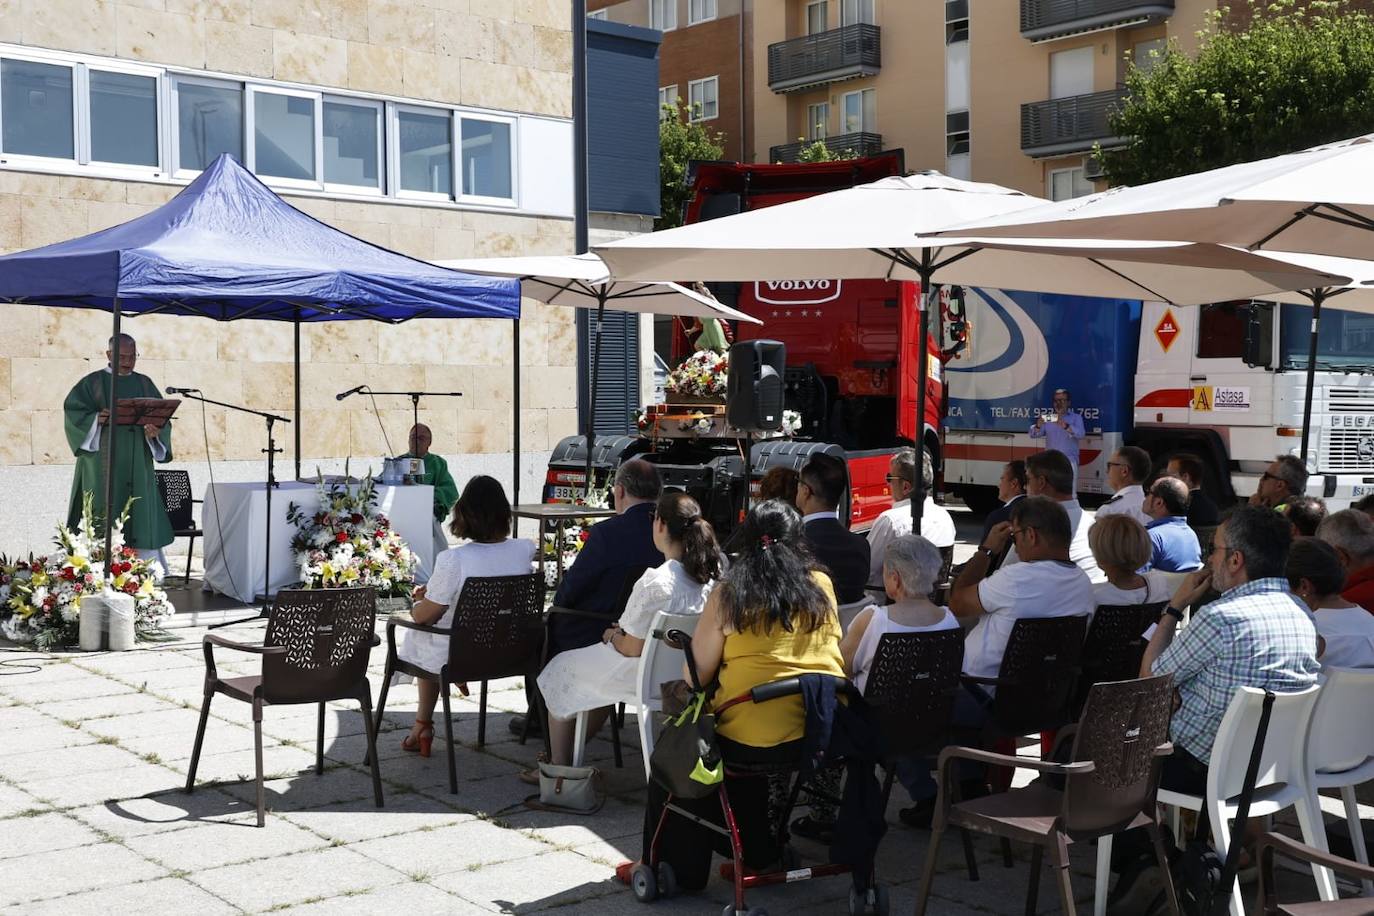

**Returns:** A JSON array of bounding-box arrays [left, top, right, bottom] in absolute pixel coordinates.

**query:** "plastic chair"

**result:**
[[155, 469, 201, 583], [1157, 684, 1329, 916], [184, 587, 383, 827], [964, 614, 1089, 740], [374, 573, 542, 793], [1076, 601, 1165, 714], [570, 611, 701, 774], [916, 675, 1180, 916], [1302, 666, 1374, 898], [1258, 831, 1374, 915]]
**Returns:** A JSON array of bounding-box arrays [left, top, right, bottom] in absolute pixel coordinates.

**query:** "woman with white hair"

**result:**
[[840, 534, 959, 692]]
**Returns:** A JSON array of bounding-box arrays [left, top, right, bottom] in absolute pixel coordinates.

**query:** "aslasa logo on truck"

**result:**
[[754, 280, 843, 306]]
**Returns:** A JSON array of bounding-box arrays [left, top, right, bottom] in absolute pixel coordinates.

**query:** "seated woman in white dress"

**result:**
[[538, 490, 722, 767], [1087, 514, 1172, 616], [398, 475, 535, 757], [1287, 537, 1374, 669]]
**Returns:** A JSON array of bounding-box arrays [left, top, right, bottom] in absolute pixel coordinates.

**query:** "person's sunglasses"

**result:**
[[1106, 461, 1127, 469]]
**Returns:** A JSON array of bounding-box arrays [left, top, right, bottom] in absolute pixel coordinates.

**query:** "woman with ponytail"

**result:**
[[538, 490, 722, 767]]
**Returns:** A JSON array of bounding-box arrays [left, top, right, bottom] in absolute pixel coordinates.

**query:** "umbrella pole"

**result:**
[[512, 318, 521, 508], [1299, 289, 1326, 466], [294, 311, 301, 481], [912, 273, 934, 530], [584, 297, 606, 499], [103, 302, 122, 573]]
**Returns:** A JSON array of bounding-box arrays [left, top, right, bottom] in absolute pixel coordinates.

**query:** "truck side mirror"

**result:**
[[1242, 303, 1274, 368]]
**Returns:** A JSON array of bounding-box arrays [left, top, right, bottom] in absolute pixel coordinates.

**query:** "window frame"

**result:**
[[688, 0, 717, 25], [389, 101, 455, 203], [687, 76, 719, 122], [321, 94, 385, 196], [658, 84, 679, 117], [841, 87, 875, 134], [1047, 165, 1093, 202], [246, 83, 323, 190], [587, 8, 609, 19], [841, 0, 874, 26], [650, 0, 677, 32], [0, 52, 81, 168], [806, 101, 829, 141], [170, 73, 245, 179], [457, 111, 518, 207], [83, 59, 166, 175], [806, 0, 829, 35]]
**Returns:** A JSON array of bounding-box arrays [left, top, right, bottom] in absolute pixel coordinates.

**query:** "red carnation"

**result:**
[[61, 568, 76, 581], [336, 531, 348, 543], [578, 530, 589, 542], [350, 513, 363, 524], [123, 581, 138, 594]]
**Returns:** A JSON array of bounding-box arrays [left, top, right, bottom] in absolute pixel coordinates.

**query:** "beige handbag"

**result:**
[[528, 761, 605, 814]]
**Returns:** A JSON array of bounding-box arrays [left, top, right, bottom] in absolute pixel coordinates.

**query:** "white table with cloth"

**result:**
[[201, 481, 438, 603]]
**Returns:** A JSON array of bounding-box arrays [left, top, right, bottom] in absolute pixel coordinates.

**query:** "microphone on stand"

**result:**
[[336, 385, 367, 401], [165, 387, 200, 394]]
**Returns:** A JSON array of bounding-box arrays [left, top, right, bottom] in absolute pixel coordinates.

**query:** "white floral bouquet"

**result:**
[[0, 497, 172, 649], [286, 473, 419, 599], [665, 350, 728, 398], [781, 409, 803, 437]]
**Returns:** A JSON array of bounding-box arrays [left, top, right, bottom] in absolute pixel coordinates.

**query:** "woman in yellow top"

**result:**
[[630, 500, 844, 893]]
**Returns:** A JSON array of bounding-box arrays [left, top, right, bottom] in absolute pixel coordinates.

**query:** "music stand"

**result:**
[[115, 397, 180, 429]]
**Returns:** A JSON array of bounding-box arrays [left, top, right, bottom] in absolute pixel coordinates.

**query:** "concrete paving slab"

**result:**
[[219, 765, 385, 812], [84, 706, 210, 740], [67, 787, 259, 839], [0, 704, 66, 731], [175, 743, 321, 785], [37, 691, 183, 724], [16, 876, 240, 916], [0, 840, 167, 907], [433, 849, 619, 913], [192, 845, 407, 912], [0, 671, 137, 704], [24, 763, 186, 809], [123, 811, 330, 872], [350, 817, 550, 877], [0, 811, 105, 859], [281, 879, 490, 915], [0, 780, 46, 818], [0, 741, 143, 780]]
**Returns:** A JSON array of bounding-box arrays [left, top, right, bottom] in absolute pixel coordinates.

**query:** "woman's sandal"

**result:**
[[401, 718, 434, 757]]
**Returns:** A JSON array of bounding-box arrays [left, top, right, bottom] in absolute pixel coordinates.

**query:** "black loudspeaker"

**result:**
[[727, 340, 786, 432]]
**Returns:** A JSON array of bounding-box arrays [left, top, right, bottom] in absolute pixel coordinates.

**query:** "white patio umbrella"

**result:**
[[596, 172, 1346, 525], [435, 253, 760, 496]]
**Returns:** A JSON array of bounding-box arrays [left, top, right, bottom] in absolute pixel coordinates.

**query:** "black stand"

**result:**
[[361, 389, 464, 437], [185, 392, 290, 629]]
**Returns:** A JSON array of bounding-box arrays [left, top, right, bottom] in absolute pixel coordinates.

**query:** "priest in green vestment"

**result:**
[[403, 424, 459, 521], [63, 334, 174, 553]]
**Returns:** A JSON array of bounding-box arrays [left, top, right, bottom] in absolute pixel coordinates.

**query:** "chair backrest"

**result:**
[[864, 628, 965, 758], [1208, 684, 1322, 803], [1305, 666, 1374, 777], [155, 469, 195, 530], [261, 587, 377, 703], [445, 573, 543, 681], [1061, 674, 1175, 838], [1078, 601, 1166, 706], [636, 611, 701, 707], [987, 614, 1089, 736]]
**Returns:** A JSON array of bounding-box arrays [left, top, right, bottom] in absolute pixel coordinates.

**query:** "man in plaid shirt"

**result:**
[[1141, 505, 1320, 794]]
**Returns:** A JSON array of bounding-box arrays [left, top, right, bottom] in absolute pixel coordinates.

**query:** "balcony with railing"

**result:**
[[1020, 0, 1174, 41], [1020, 87, 1128, 157], [770, 131, 883, 163], [767, 23, 881, 93]]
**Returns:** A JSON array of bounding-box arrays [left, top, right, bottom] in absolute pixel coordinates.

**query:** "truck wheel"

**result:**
[[957, 485, 1001, 516]]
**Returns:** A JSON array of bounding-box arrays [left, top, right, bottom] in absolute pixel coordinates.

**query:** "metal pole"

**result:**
[[1299, 289, 1325, 465], [572, 0, 589, 256], [912, 272, 935, 530], [103, 302, 122, 573], [293, 311, 301, 481], [585, 297, 606, 498], [512, 318, 521, 508]]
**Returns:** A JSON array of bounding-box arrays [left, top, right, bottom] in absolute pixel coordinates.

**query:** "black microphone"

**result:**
[[336, 385, 367, 401], [165, 387, 199, 394]]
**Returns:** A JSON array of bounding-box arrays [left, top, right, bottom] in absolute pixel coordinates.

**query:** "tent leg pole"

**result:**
[[1299, 291, 1324, 468], [912, 275, 935, 530], [103, 303, 122, 573], [293, 314, 301, 481], [512, 319, 521, 510], [585, 300, 605, 499]]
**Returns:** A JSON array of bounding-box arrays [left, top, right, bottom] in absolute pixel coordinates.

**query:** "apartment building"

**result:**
[[589, 0, 753, 161]]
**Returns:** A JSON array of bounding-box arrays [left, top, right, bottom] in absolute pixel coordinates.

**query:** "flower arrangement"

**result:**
[[781, 409, 803, 437], [665, 350, 728, 399], [0, 497, 171, 649], [678, 414, 714, 435], [286, 473, 419, 599]]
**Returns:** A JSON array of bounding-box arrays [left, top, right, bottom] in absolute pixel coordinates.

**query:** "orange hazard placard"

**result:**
[[1154, 308, 1180, 352]]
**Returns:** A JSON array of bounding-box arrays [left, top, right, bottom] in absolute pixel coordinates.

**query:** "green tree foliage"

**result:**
[[795, 138, 859, 163], [1099, 0, 1374, 186], [657, 102, 726, 230]]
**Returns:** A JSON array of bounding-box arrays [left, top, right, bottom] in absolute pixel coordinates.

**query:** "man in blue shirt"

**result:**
[[1142, 476, 1203, 572], [1029, 389, 1084, 489]]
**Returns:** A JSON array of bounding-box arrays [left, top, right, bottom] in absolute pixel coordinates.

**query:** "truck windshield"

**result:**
[[1279, 302, 1374, 371]]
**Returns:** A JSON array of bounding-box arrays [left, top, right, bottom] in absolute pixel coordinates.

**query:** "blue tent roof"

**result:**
[[0, 155, 520, 322]]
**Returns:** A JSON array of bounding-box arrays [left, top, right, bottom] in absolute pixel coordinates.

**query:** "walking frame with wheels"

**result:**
[[632, 629, 890, 916]]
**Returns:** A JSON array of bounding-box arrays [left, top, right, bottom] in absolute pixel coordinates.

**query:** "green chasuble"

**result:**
[[404, 451, 459, 520], [63, 370, 174, 550]]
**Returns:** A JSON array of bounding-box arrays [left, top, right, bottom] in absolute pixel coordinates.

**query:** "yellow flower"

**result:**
[[66, 555, 89, 570], [341, 567, 360, 582]]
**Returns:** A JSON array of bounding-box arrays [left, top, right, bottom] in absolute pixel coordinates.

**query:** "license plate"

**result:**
[[551, 486, 581, 501], [1356, 485, 1371, 497]]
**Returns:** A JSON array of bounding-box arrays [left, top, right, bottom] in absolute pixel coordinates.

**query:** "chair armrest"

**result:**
[[1259, 831, 1374, 881], [546, 605, 616, 622], [937, 745, 1096, 780], [385, 614, 451, 636], [203, 633, 286, 656]]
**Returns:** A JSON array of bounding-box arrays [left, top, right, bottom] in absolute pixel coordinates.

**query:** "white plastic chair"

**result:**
[[1303, 665, 1374, 898], [570, 611, 700, 777], [1156, 684, 1329, 916]]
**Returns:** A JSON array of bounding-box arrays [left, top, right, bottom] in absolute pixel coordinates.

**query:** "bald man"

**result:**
[[402, 424, 458, 523]]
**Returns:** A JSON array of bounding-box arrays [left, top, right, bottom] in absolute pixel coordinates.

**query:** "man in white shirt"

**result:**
[[1001, 450, 1105, 584], [866, 448, 955, 589], [951, 495, 1096, 680], [1096, 445, 1151, 526]]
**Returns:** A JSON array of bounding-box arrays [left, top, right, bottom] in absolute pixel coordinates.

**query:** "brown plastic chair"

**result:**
[[374, 573, 542, 793], [184, 587, 383, 827], [1258, 831, 1374, 915], [915, 675, 1180, 916], [1075, 601, 1166, 715], [964, 614, 1089, 740]]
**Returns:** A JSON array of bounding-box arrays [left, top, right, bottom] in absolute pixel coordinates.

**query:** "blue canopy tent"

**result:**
[[0, 154, 522, 576]]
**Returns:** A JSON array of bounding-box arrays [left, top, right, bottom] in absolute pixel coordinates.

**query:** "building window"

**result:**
[[841, 0, 874, 26], [587, 8, 609, 19], [841, 87, 875, 133], [251, 87, 317, 183], [174, 77, 244, 174], [650, 0, 676, 31], [807, 102, 829, 141], [396, 108, 452, 197], [460, 116, 513, 201], [1048, 165, 1094, 201], [658, 84, 679, 117], [323, 97, 382, 191], [1133, 38, 1166, 74], [945, 0, 969, 43], [945, 109, 969, 156], [688, 76, 718, 121], [1, 58, 75, 160], [806, 1, 828, 35], [689, 0, 716, 24], [90, 70, 159, 167]]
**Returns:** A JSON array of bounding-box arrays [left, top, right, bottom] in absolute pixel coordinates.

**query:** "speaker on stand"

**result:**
[[726, 340, 787, 522]]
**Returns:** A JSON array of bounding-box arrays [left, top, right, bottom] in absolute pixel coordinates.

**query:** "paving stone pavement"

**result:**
[[0, 626, 1366, 914]]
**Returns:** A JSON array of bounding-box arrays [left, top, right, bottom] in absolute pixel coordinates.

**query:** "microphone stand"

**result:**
[[178, 391, 291, 629], [362, 390, 464, 437]]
